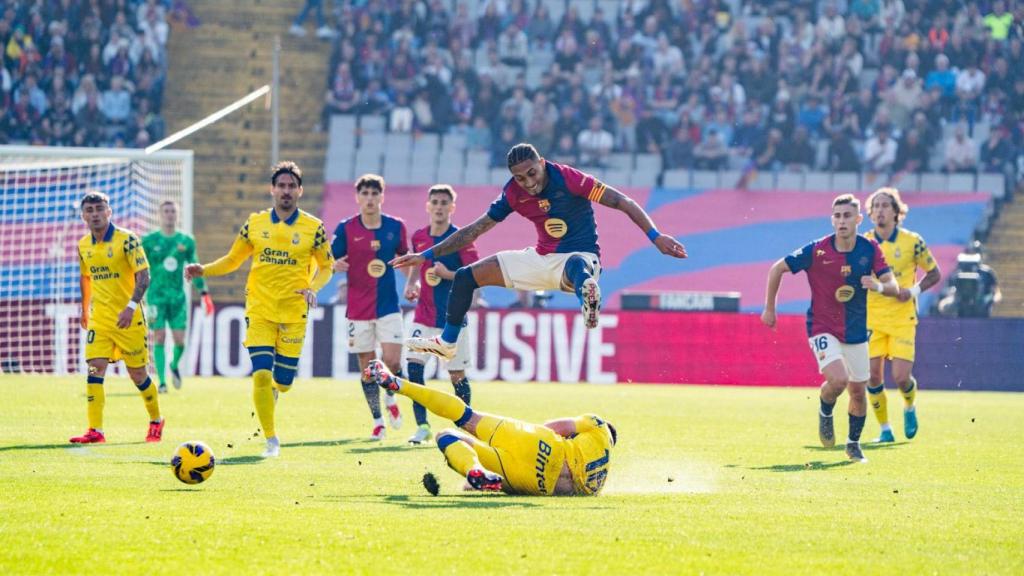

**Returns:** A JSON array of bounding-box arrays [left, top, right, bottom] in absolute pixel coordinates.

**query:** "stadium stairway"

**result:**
[[985, 199, 1024, 318], [163, 0, 328, 300]]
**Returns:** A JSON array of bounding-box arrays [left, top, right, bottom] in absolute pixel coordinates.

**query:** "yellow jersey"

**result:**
[[78, 224, 149, 329], [867, 227, 937, 327], [204, 208, 333, 323], [564, 414, 614, 496]]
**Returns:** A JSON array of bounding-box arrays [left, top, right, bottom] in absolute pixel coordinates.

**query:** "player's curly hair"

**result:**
[[355, 173, 385, 193], [428, 184, 456, 201], [271, 161, 303, 186], [80, 190, 110, 207], [866, 187, 909, 223], [506, 143, 539, 168]]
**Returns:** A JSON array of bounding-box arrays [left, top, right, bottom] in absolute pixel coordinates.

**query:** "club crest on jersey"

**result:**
[[538, 199, 551, 212], [107, 247, 113, 258], [544, 218, 567, 238], [894, 247, 902, 259], [177, 243, 185, 252], [370, 239, 381, 251], [425, 266, 442, 287], [816, 249, 826, 257], [367, 258, 387, 278], [262, 231, 270, 239], [292, 232, 300, 245], [840, 265, 851, 277]]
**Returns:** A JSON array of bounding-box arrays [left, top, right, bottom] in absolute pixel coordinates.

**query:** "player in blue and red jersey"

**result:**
[[402, 185, 480, 444], [762, 194, 900, 463], [391, 143, 687, 361], [331, 174, 414, 440]]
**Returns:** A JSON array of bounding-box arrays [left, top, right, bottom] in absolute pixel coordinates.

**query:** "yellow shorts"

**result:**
[[469, 415, 565, 496], [85, 322, 149, 368], [868, 324, 916, 362], [243, 316, 307, 357]]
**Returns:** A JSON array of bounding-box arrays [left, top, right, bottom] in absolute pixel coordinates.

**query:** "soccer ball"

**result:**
[[170, 441, 215, 484]]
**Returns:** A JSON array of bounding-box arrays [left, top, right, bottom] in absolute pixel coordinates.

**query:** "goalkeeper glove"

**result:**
[[201, 292, 215, 316]]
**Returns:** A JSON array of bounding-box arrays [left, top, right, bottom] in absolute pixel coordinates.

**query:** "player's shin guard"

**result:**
[[153, 344, 167, 385], [407, 362, 428, 427], [436, 434, 478, 477], [441, 267, 478, 343], [361, 379, 382, 419], [564, 254, 592, 301], [867, 384, 890, 426], [848, 413, 866, 443], [453, 377, 471, 405], [252, 370, 276, 439], [398, 380, 472, 425], [87, 375, 105, 430], [171, 343, 185, 371], [900, 376, 917, 407], [135, 376, 161, 421]]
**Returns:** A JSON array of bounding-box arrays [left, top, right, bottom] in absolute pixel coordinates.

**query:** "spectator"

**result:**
[[550, 133, 579, 165], [893, 129, 930, 173], [525, 3, 556, 50], [924, 54, 956, 101], [635, 108, 669, 156], [944, 123, 978, 173], [14, 74, 47, 116], [888, 68, 923, 129], [466, 117, 492, 152], [524, 91, 557, 154], [664, 125, 695, 170], [731, 109, 766, 162], [497, 24, 528, 67], [817, 3, 847, 46], [827, 129, 862, 172], [577, 116, 614, 167], [100, 75, 132, 125], [389, 92, 414, 133], [980, 128, 1015, 197], [694, 129, 729, 170], [863, 125, 898, 172], [797, 94, 828, 137], [983, 1, 1014, 41], [779, 126, 816, 171], [289, 0, 335, 39]]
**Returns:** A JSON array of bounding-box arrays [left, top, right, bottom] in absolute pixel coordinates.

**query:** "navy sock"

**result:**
[[563, 255, 592, 302], [407, 362, 428, 426], [820, 397, 835, 417], [452, 377, 471, 405], [849, 413, 866, 443], [361, 379, 381, 419], [442, 267, 478, 343]]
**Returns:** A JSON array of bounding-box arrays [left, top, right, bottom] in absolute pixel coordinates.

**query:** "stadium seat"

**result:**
[[606, 153, 633, 171], [464, 165, 489, 185], [329, 115, 358, 145], [804, 172, 830, 191], [441, 133, 468, 152], [635, 154, 662, 173], [324, 157, 354, 182], [360, 132, 386, 151], [831, 172, 859, 191], [604, 170, 631, 187], [436, 161, 464, 185], [630, 170, 657, 187], [385, 132, 413, 154], [977, 173, 1006, 197], [891, 172, 921, 192], [719, 171, 743, 189], [692, 170, 717, 188], [776, 171, 804, 191], [750, 171, 775, 190], [413, 133, 440, 153], [948, 173, 976, 193], [467, 151, 491, 170], [663, 169, 692, 188], [360, 115, 386, 133], [355, 149, 382, 174], [919, 173, 949, 192], [490, 168, 510, 185], [409, 163, 438, 185]]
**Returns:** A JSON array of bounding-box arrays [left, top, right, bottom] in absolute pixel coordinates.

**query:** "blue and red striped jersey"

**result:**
[[330, 214, 408, 320], [411, 225, 480, 328]]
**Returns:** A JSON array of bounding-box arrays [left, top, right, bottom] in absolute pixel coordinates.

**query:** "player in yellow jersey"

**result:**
[[865, 188, 942, 442], [364, 359, 615, 496], [185, 162, 333, 457], [71, 191, 164, 444]]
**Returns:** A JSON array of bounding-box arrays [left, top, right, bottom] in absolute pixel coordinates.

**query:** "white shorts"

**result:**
[[348, 312, 404, 354], [405, 322, 472, 372], [808, 333, 870, 382], [495, 247, 601, 292]]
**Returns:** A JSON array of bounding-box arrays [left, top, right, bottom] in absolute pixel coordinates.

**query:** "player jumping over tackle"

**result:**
[[364, 359, 615, 496], [391, 142, 687, 362]]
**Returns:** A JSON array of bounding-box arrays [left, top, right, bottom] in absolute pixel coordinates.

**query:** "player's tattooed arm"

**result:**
[[117, 269, 149, 329], [432, 214, 498, 257], [599, 186, 687, 258]]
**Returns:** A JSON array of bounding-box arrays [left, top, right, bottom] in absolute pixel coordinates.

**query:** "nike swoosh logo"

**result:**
[[354, 236, 364, 241], [823, 260, 834, 264]]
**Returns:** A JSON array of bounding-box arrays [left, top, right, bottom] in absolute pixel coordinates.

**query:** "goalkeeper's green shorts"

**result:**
[[147, 298, 188, 331]]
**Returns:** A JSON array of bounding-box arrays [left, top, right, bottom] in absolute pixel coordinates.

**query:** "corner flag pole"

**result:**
[[145, 85, 271, 155]]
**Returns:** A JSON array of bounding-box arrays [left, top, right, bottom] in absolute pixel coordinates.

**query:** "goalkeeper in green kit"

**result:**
[[142, 201, 215, 393]]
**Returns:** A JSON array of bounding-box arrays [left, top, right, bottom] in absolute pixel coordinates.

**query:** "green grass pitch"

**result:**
[[1, 375, 1022, 574]]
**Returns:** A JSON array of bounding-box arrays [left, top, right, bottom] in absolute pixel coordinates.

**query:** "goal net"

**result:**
[[0, 145, 193, 375]]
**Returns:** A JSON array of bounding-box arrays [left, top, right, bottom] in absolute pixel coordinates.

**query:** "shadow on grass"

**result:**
[[802, 441, 910, 452], [159, 488, 205, 492], [750, 460, 855, 472], [281, 438, 361, 449], [347, 444, 416, 454], [219, 455, 266, 466], [325, 494, 542, 509], [0, 441, 146, 452]]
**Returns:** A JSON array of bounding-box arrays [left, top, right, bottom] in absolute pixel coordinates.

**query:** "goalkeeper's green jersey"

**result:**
[[142, 230, 207, 303]]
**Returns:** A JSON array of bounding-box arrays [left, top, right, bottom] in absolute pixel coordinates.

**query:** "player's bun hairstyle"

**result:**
[[506, 143, 539, 168], [428, 184, 456, 201], [271, 161, 303, 186], [80, 190, 110, 207], [866, 187, 909, 223], [832, 194, 861, 212], [355, 173, 385, 193]]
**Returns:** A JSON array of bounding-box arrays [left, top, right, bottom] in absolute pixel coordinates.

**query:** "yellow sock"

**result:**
[[867, 383, 889, 427], [900, 376, 917, 408], [397, 379, 467, 423], [253, 370, 276, 439], [440, 438, 480, 476], [136, 377, 161, 421], [87, 376, 105, 430]]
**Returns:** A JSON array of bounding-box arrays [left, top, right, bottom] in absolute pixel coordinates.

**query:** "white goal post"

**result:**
[[0, 145, 194, 375]]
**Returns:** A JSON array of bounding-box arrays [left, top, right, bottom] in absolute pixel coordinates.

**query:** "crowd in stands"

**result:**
[[0, 0, 179, 149], [319, 0, 1023, 192]]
